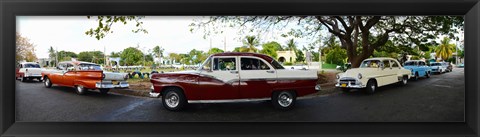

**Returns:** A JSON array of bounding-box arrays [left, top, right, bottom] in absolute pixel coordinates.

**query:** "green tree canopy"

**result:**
[[120, 47, 143, 66], [78, 51, 105, 64], [260, 41, 283, 58], [190, 16, 463, 68], [241, 35, 260, 53], [326, 47, 347, 65], [208, 47, 224, 55]]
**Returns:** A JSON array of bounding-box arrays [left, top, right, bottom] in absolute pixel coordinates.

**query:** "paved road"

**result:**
[[16, 68, 464, 122]]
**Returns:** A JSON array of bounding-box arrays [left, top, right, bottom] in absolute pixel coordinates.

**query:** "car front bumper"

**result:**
[[95, 81, 129, 88]]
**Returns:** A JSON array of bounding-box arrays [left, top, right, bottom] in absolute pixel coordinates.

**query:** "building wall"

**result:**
[[276, 50, 297, 63]]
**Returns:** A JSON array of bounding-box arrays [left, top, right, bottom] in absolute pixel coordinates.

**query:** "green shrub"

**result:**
[[326, 47, 347, 66], [283, 62, 293, 66]]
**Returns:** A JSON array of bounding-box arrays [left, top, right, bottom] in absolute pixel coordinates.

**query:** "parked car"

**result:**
[[442, 62, 453, 72], [287, 64, 309, 70], [403, 60, 431, 80], [150, 52, 321, 111], [335, 57, 411, 94], [41, 61, 129, 95], [16, 62, 43, 82], [429, 62, 447, 74], [457, 63, 464, 68]]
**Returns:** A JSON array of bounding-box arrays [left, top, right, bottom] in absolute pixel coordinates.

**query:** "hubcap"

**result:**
[[77, 86, 83, 93], [403, 78, 407, 84], [165, 92, 180, 108], [44, 79, 49, 86], [371, 85, 375, 91], [278, 92, 293, 107]]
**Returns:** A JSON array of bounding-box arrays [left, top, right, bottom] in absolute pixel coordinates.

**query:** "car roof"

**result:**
[[364, 57, 396, 61], [211, 52, 274, 62]]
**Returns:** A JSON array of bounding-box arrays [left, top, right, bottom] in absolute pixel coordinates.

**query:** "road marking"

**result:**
[[432, 84, 452, 88]]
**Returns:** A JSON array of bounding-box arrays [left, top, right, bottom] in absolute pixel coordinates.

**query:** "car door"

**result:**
[[198, 56, 240, 100], [62, 63, 76, 86], [238, 57, 277, 99], [419, 61, 427, 76], [390, 59, 403, 82], [376, 59, 394, 86], [49, 63, 67, 85]]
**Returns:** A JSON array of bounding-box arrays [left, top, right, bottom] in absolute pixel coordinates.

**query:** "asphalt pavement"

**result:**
[[16, 68, 464, 122]]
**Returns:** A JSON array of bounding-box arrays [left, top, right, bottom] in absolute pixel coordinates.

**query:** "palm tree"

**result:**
[[435, 37, 455, 61], [285, 39, 297, 52], [48, 46, 56, 67], [242, 35, 260, 53]]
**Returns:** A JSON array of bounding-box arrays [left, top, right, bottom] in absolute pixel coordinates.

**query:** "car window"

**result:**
[[24, 63, 40, 68], [404, 61, 415, 66], [241, 58, 270, 70], [213, 57, 236, 71], [57, 63, 66, 70], [271, 59, 284, 69], [78, 63, 102, 70], [360, 60, 381, 68], [391, 60, 400, 67], [383, 60, 391, 68], [419, 61, 425, 66]]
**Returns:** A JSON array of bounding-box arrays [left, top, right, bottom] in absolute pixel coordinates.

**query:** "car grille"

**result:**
[[339, 77, 356, 84]]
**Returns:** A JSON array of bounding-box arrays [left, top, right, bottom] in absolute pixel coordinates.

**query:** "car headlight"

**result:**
[[358, 73, 362, 79]]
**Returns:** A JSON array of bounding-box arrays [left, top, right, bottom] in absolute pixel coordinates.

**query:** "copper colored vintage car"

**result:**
[[150, 52, 321, 111], [41, 61, 129, 95]]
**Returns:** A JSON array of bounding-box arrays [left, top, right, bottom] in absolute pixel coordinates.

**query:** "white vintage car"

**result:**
[[335, 57, 411, 94], [16, 62, 44, 82]]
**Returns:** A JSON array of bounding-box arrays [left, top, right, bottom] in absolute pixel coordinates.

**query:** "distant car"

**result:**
[[335, 57, 411, 94], [42, 61, 129, 95], [403, 60, 431, 80], [16, 62, 43, 82], [457, 63, 464, 68], [429, 62, 447, 74], [442, 62, 453, 72]]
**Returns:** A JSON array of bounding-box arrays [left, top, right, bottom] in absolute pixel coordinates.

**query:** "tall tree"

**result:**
[[152, 45, 165, 58], [16, 32, 37, 63], [168, 53, 182, 64], [190, 16, 463, 68], [285, 39, 297, 52], [435, 37, 456, 61], [85, 16, 148, 40]]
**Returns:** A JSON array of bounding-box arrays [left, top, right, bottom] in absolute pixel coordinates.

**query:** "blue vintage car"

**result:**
[[403, 60, 431, 80]]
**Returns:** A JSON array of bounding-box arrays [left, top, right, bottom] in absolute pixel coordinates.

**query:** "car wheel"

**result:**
[[75, 85, 86, 95], [341, 88, 351, 93], [400, 75, 408, 86], [365, 79, 377, 94], [44, 77, 52, 88], [272, 91, 296, 110], [414, 72, 419, 81], [426, 71, 431, 78], [99, 89, 110, 95], [162, 88, 187, 111]]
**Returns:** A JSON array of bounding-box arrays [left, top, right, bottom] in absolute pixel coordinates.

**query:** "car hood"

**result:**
[[340, 68, 381, 78]]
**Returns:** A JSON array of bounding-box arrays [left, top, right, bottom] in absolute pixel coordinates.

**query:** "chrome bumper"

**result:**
[[315, 84, 321, 91], [95, 81, 129, 88], [149, 85, 160, 98]]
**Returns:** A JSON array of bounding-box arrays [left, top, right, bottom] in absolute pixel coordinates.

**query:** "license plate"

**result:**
[[112, 81, 119, 85], [341, 84, 347, 87]]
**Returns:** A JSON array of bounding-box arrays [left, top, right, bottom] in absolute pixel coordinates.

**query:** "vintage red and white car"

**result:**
[[16, 62, 44, 82], [150, 52, 321, 111], [41, 61, 129, 95]]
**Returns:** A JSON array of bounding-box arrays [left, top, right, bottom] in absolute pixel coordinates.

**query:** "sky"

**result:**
[[16, 16, 313, 59]]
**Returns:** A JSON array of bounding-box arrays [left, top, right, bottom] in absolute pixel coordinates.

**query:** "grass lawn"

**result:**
[[322, 63, 338, 69]]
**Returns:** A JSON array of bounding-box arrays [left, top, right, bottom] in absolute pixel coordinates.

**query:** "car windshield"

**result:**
[[78, 63, 102, 70], [360, 60, 381, 68], [24, 63, 40, 68], [197, 56, 212, 71], [404, 61, 417, 66]]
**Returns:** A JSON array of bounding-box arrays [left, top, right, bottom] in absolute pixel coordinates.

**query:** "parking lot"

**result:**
[[16, 68, 464, 122]]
